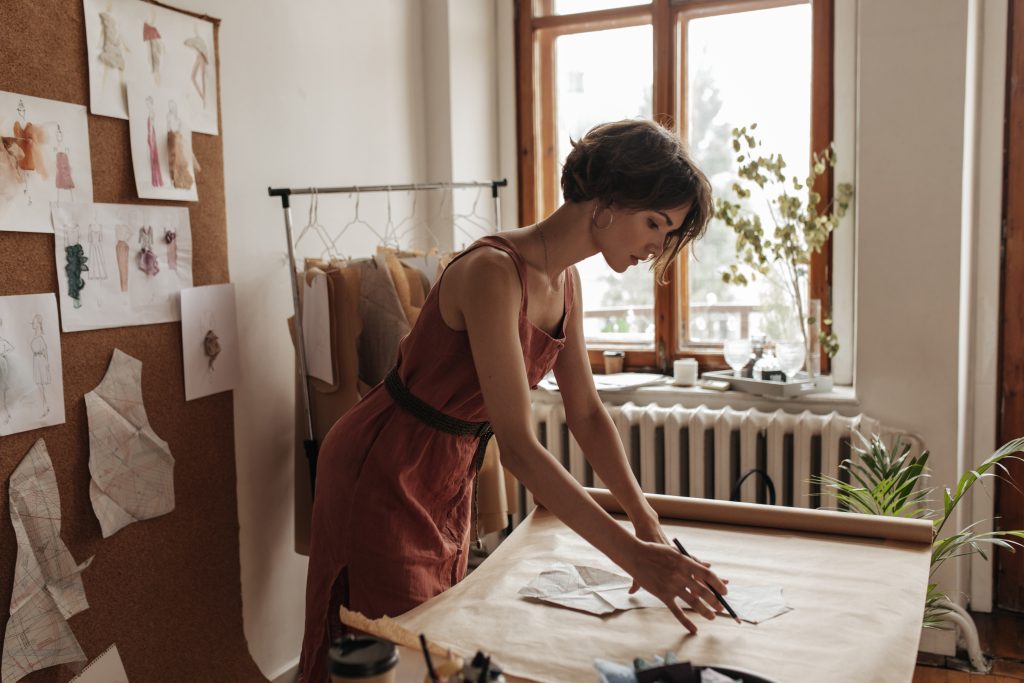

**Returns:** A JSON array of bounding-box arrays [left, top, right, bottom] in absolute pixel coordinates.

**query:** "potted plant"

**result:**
[[715, 124, 853, 377], [811, 433, 1024, 630]]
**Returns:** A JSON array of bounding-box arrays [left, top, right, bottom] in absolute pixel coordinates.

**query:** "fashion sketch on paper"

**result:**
[[0, 127, 25, 208], [115, 223, 132, 291], [137, 225, 159, 276], [166, 100, 193, 190], [201, 310, 220, 373], [29, 314, 51, 418], [3, 99, 45, 206], [54, 124, 75, 202], [146, 96, 164, 188], [143, 17, 164, 83], [64, 224, 89, 309], [185, 33, 210, 107], [0, 320, 12, 425], [164, 228, 177, 271], [97, 5, 128, 90], [87, 221, 108, 280]]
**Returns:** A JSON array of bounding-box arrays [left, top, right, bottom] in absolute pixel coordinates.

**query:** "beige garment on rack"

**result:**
[[290, 260, 368, 555], [357, 257, 410, 386], [377, 246, 428, 326]]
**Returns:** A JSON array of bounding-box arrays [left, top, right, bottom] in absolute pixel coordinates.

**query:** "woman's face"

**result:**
[[597, 202, 691, 273]]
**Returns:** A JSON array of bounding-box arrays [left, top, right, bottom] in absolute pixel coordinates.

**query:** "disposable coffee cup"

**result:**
[[603, 350, 625, 374], [329, 637, 399, 683]]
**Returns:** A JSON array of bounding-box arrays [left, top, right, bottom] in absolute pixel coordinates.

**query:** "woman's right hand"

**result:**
[[622, 539, 730, 634]]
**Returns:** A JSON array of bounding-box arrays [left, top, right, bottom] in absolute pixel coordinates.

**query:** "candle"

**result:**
[[673, 358, 698, 386]]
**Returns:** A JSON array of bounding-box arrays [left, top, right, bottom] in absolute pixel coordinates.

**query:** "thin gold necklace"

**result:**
[[537, 220, 562, 289]]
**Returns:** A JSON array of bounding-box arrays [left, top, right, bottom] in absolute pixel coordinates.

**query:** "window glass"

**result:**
[[554, 25, 654, 346], [684, 4, 812, 345]]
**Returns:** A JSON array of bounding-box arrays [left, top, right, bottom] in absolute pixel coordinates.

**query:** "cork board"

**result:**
[[0, 1, 264, 681]]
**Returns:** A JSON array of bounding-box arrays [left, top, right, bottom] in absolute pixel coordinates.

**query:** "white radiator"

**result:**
[[519, 401, 910, 523]]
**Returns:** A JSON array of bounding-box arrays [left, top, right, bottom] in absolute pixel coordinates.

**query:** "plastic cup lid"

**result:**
[[328, 637, 399, 677]]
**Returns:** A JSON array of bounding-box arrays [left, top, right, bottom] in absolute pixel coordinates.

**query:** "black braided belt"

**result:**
[[384, 366, 493, 546]]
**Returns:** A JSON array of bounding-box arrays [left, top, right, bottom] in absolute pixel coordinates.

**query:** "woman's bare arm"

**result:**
[[551, 267, 660, 534]]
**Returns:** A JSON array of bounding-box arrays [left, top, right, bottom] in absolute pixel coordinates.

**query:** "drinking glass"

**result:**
[[723, 338, 752, 377], [776, 340, 806, 381]]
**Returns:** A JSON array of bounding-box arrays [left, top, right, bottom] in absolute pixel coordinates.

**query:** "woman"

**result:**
[[300, 119, 725, 681]]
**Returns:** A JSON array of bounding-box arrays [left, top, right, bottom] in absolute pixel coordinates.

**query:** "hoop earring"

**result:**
[[592, 205, 614, 230]]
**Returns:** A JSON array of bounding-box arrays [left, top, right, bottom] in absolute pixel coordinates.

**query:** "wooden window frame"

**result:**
[[515, 0, 834, 373], [996, 0, 1024, 612]]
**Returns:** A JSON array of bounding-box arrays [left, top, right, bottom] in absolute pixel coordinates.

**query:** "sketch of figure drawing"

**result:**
[[64, 224, 89, 309], [54, 124, 75, 202], [29, 314, 50, 418], [145, 96, 163, 187], [96, 3, 128, 93], [201, 311, 220, 374], [114, 224, 131, 292], [2, 100, 45, 207], [0, 319, 12, 425], [166, 100, 193, 190], [86, 221, 108, 280], [164, 228, 177, 271], [137, 225, 159, 276], [143, 14, 163, 83], [0, 128, 25, 207], [185, 33, 210, 108]]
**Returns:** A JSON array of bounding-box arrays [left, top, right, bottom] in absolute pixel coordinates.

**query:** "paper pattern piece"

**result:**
[[2, 440, 92, 683], [83, 0, 219, 135], [126, 84, 197, 201], [51, 202, 192, 332], [69, 644, 129, 683], [519, 563, 661, 615], [302, 272, 333, 384], [0, 91, 93, 233], [0, 294, 66, 437], [180, 284, 241, 401], [395, 502, 932, 683], [86, 349, 175, 538], [520, 563, 791, 623]]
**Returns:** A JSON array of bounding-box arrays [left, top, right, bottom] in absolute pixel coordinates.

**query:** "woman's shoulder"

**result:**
[[447, 240, 520, 283]]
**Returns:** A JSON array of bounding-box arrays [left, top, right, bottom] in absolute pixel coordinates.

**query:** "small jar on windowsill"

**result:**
[[602, 350, 625, 374]]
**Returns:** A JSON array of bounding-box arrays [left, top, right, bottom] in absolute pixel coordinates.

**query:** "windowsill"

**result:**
[[531, 373, 859, 414]]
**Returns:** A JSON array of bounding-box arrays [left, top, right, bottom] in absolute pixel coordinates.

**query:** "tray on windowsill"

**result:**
[[702, 369, 834, 399]]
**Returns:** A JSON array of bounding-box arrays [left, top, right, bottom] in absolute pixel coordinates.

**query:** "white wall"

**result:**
[[853, 0, 1006, 654], [169, 0, 431, 678]]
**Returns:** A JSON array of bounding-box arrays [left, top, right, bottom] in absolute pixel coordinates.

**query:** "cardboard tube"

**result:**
[[586, 488, 933, 545]]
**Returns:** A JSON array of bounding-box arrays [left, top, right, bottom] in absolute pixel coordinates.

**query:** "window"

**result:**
[[516, 0, 834, 372]]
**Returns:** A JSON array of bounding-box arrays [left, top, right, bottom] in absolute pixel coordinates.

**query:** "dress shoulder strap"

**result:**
[[440, 235, 529, 311]]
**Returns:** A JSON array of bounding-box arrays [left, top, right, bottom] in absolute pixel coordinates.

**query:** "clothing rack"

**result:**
[[267, 178, 509, 494]]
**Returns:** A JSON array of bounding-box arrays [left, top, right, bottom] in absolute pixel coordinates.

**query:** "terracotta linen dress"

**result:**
[[299, 235, 574, 682]]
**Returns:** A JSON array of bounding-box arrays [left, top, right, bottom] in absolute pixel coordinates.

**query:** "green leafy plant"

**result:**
[[715, 123, 853, 370], [812, 433, 1024, 628]]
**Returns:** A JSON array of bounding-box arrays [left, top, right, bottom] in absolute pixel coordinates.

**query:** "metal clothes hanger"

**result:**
[[393, 184, 444, 256], [380, 185, 403, 250], [330, 187, 386, 255], [452, 186, 496, 247], [293, 188, 336, 260]]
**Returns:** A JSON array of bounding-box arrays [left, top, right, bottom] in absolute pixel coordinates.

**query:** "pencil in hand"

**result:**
[[672, 537, 742, 625]]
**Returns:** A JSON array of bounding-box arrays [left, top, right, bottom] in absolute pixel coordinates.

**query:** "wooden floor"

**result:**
[[913, 611, 1024, 682]]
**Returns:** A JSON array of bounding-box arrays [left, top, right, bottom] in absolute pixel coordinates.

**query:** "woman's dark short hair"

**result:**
[[561, 118, 713, 283]]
